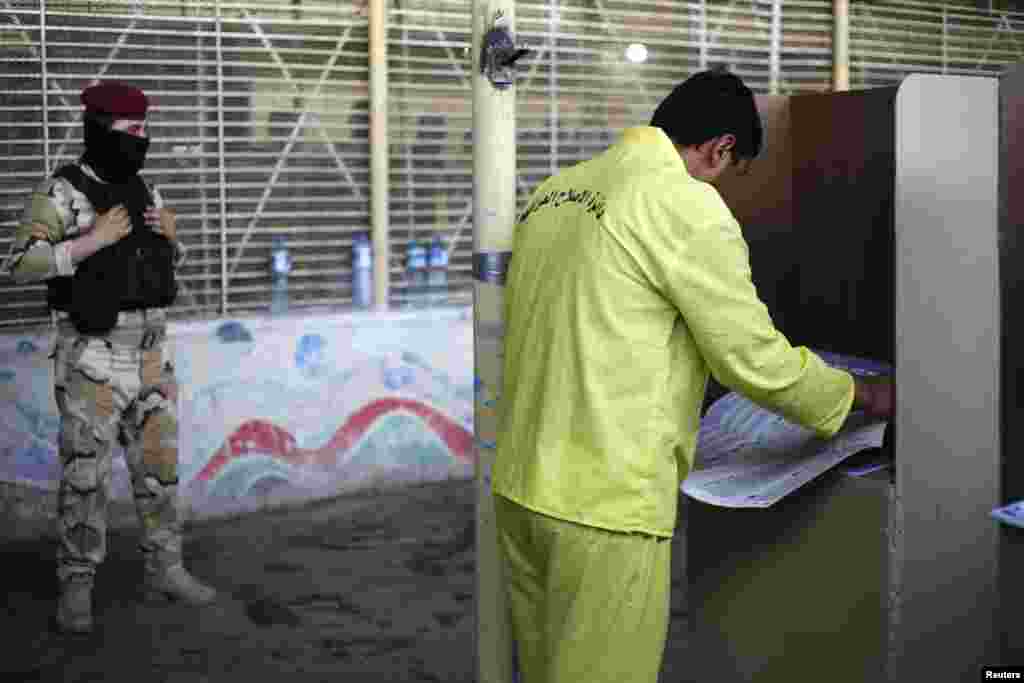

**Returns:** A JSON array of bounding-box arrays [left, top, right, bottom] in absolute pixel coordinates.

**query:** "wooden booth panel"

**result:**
[[788, 87, 897, 364], [714, 95, 799, 336]]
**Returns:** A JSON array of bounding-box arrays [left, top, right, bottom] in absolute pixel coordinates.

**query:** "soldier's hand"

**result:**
[[145, 207, 177, 243], [92, 206, 132, 247], [26, 222, 51, 244], [156, 381, 178, 403]]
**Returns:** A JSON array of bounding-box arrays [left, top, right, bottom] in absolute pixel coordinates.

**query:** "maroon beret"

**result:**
[[80, 81, 149, 118]]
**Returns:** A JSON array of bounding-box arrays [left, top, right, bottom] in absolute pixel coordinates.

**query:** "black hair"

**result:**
[[650, 67, 763, 162]]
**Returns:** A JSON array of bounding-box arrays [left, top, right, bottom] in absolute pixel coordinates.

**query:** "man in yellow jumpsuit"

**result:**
[[492, 69, 894, 682]]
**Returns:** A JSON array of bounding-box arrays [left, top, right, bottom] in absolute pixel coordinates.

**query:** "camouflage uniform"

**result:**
[[2, 161, 213, 625], [51, 315, 181, 584]]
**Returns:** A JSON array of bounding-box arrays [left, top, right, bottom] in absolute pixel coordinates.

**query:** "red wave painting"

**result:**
[[193, 397, 475, 484]]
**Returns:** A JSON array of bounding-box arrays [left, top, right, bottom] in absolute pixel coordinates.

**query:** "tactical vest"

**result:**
[[46, 164, 177, 335]]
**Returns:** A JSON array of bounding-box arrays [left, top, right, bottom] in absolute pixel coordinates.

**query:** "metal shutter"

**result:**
[[0, 0, 371, 326], [388, 0, 473, 308], [4, 0, 1024, 329], [851, 0, 1024, 88], [215, 2, 370, 316], [513, 0, 834, 212], [1, 0, 45, 327]]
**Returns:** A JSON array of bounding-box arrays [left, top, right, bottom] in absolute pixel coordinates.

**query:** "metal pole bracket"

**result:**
[[480, 10, 531, 90]]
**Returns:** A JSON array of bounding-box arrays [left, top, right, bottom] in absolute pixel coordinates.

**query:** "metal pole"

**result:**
[[369, 0, 390, 311], [549, 0, 557, 177], [473, 1, 517, 682], [769, 0, 781, 95], [39, 0, 50, 175], [41, 0, 57, 328], [942, 6, 948, 75], [699, 0, 708, 70], [215, 0, 228, 315], [833, 0, 850, 91], [195, 6, 213, 316], [402, 4, 414, 304]]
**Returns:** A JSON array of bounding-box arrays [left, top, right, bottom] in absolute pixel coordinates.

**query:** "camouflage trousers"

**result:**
[[52, 325, 182, 583]]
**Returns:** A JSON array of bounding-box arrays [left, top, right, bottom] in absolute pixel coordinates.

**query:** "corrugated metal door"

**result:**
[[3, 0, 1024, 328]]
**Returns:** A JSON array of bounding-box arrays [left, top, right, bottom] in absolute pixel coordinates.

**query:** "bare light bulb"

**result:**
[[625, 43, 648, 64]]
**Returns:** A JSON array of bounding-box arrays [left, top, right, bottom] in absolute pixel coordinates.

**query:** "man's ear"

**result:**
[[697, 139, 719, 164], [716, 134, 737, 155]]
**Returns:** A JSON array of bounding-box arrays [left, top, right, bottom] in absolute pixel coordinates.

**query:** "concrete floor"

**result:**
[[0, 479, 696, 683]]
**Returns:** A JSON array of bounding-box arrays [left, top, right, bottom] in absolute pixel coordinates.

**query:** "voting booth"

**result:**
[[686, 70, 1021, 681]]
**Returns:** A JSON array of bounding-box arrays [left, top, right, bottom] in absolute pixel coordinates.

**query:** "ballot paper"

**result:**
[[682, 351, 890, 508], [991, 500, 1024, 528], [841, 454, 893, 478]]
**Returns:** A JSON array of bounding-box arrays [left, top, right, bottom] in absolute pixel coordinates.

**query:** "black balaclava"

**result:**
[[82, 114, 151, 183]]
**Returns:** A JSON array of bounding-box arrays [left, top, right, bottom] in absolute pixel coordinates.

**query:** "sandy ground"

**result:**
[[0, 479, 697, 683]]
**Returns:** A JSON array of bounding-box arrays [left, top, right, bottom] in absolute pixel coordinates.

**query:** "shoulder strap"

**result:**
[[133, 175, 154, 207], [51, 164, 146, 214], [51, 163, 104, 208], [52, 164, 86, 188]]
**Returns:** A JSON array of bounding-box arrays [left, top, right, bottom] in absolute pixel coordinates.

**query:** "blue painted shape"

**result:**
[[295, 333, 328, 378], [215, 321, 253, 343], [382, 365, 415, 390], [13, 401, 60, 440], [334, 368, 358, 385], [18, 440, 56, 467], [401, 351, 430, 369], [14, 402, 42, 434], [10, 458, 58, 484], [345, 413, 457, 469], [205, 455, 297, 500], [16, 340, 39, 353], [0, 369, 14, 382], [296, 333, 326, 361]]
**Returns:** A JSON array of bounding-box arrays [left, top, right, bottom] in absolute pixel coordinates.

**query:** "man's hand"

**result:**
[[853, 374, 894, 421], [145, 207, 176, 243], [92, 206, 132, 248]]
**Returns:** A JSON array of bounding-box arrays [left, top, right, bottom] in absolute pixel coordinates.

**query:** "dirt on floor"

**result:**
[[0, 478, 696, 683]]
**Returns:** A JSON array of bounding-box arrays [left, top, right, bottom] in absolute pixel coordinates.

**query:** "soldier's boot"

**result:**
[[142, 545, 216, 606], [143, 561, 217, 605], [55, 573, 94, 634]]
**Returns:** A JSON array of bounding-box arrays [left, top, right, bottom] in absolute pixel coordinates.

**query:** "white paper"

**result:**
[[682, 351, 890, 508], [992, 500, 1024, 528]]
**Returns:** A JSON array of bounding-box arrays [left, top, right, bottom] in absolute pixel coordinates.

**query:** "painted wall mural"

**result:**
[[0, 308, 476, 519], [0, 335, 60, 492]]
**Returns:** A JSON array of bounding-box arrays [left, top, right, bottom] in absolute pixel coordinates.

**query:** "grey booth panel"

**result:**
[[687, 469, 890, 683], [893, 74, 1000, 677]]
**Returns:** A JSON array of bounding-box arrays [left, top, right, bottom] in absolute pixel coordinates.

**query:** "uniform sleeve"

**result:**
[[148, 183, 186, 270], [635, 181, 855, 439], [1, 177, 76, 284]]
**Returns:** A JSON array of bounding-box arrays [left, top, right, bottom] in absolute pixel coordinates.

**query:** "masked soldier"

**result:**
[[1, 81, 216, 634]]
